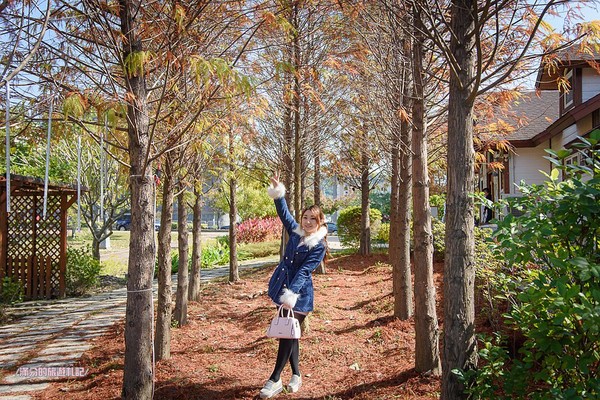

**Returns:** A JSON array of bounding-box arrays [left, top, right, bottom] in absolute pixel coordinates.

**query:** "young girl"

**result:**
[[259, 173, 328, 399]]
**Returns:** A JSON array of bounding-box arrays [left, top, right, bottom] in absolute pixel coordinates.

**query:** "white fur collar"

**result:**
[[293, 225, 327, 249]]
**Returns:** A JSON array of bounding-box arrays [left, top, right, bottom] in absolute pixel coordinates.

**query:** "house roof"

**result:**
[[0, 174, 81, 195], [536, 45, 600, 90], [479, 91, 559, 144], [504, 91, 559, 141], [515, 91, 600, 147]]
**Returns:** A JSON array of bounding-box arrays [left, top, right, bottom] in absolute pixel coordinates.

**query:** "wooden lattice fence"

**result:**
[[0, 175, 78, 300]]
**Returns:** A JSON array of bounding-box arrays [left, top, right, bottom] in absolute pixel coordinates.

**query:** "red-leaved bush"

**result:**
[[237, 217, 282, 244]]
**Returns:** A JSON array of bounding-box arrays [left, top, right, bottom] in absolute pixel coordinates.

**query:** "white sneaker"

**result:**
[[287, 374, 302, 393], [259, 379, 283, 399]]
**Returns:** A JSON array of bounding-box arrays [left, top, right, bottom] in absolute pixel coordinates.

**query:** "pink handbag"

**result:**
[[266, 305, 302, 339]]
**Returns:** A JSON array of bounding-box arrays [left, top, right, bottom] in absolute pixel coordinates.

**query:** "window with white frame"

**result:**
[[563, 149, 592, 180], [564, 69, 574, 109], [563, 152, 577, 180]]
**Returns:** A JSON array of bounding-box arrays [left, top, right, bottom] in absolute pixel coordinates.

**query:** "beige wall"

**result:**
[[582, 69, 600, 102], [511, 142, 551, 191]]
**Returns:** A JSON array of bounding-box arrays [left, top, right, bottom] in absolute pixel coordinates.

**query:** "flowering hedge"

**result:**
[[237, 217, 282, 244]]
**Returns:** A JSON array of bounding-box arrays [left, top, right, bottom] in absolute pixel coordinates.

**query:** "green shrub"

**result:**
[[239, 239, 280, 258], [429, 218, 487, 263], [0, 276, 24, 304], [156, 238, 280, 276], [455, 132, 600, 399], [365, 216, 472, 264], [66, 246, 102, 296], [201, 242, 229, 268], [473, 226, 506, 329], [373, 217, 444, 261], [337, 206, 382, 248], [369, 192, 391, 216], [154, 250, 181, 276], [428, 218, 496, 265], [431, 218, 445, 261], [429, 194, 446, 219], [216, 235, 229, 247], [157, 241, 231, 275], [376, 222, 390, 243]]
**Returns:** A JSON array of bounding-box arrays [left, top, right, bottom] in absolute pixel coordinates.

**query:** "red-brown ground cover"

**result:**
[[35, 253, 443, 399]]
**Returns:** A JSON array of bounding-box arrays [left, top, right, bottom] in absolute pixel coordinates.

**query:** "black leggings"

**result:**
[[269, 311, 306, 382]]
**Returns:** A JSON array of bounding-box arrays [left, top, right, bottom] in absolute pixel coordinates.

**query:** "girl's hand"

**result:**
[[270, 171, 280, 187], [266, 171, 286, 200], [280, 288, 298, 309]]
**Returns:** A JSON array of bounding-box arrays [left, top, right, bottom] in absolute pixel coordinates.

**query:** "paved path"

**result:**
[[0, 257, 278, 399]]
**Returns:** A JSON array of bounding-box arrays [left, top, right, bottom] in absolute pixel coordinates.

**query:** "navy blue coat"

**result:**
[[267, 197, 326, 313]]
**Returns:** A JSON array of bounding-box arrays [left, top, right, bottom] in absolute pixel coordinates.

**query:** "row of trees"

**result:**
[[2, 0, 599, 398]]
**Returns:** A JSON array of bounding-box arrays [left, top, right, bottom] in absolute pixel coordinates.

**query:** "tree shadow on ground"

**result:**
[[295, 368, 420, 400], [333, 315, 398, 335], [342, 292, 392, 311], [170, 336, 271, 356], [326, 253, 389, 272], [154, 377, 260, 399], [199, 304, 273, 333], [153, 368, 423, 400]]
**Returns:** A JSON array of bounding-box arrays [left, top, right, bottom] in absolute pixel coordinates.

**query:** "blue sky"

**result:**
[[516, 2, 600, 89], [547, 1, 600, 30]]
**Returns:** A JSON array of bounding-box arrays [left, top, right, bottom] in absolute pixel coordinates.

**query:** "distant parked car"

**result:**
[[115, 214, 131, 231], [116, 213, 160, 231], [326, 222, 337, 234], [220, 222, 240, 231]]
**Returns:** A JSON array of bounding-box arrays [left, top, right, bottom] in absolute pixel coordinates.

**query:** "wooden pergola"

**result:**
[[0, 174, 79, 300]]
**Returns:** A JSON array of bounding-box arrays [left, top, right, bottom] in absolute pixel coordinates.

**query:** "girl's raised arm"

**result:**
[[267, 172, 297, 235]]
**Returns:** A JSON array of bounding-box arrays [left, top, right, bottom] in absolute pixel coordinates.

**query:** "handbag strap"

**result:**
[[277, 304, 295, 319]]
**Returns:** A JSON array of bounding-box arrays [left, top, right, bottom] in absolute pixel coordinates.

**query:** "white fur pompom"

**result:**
[[280, 288, 299, 309], [267, 182, 286, 199]]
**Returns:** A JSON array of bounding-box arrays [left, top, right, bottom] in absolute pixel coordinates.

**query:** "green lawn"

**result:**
[[67, 230, 132, 250], [68, 228, 279, 277]]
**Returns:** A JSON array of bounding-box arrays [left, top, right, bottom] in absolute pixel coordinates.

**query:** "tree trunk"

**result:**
[[395, 145, 413, 319], [443, 0, 478, 397], [91, 236, 100, 260], [283, 133, 293, 215], [293, 106, 301, 221], [283, 43, 294, 219], [282, 91, 293, 261], [155, 156, 174, 361], [395, 56, 413, 319], [188, 183, 202, 302], [313, 146, 321, 207], [120, 1, 155, 397], [412, 3, 440, 375], [389, 136, 400, 263], [314, 149, 325, 274], [292, 3, 302, 221], [174, 187, 189, 327], [359, 147, 371, 256], [293, 128, 301, 221], [300, 153, 306, 210], [229, 130, 239, 283]]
